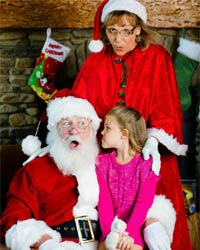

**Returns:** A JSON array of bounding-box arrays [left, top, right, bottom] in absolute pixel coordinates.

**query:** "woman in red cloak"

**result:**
[[68, 0, 192, 250]]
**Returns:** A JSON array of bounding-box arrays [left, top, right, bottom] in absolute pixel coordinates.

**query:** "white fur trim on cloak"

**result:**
[[5, 218, 61, 250], [147, 128, 188, 156], [146, 195, 176, 243], [73, 167, 99, 220]]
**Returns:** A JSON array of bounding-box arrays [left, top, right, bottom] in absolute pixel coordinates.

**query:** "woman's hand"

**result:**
[[142, 137, 160, 176]]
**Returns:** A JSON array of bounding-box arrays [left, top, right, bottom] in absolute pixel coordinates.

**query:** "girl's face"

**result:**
[[105, 16, 141, 56], [101, 115, 123, 149]]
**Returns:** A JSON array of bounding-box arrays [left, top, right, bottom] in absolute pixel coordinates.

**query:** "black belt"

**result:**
[[51, 216, 100, 244]]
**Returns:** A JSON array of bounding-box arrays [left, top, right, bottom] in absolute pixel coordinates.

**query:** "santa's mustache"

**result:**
[[48, 130, 99, 175]]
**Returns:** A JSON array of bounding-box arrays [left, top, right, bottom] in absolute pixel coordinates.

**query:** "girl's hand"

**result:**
[[117, 233, 134, 250]]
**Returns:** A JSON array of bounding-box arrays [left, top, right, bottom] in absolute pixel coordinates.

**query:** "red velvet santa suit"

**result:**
[[0, 153, 99, 250], [0, 154, 78, 242], [69, 44, 192, 250]]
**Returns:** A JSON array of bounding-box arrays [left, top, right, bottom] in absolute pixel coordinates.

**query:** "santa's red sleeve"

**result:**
[[0, 164, 61, 249]]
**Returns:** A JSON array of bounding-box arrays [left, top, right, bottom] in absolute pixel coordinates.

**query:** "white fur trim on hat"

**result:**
[[88, 39, 104, 53], [147, 128, 188, 156], [177, 38, 200, 63], [47, 96, 102, 131], [101, 0, 147, 23], [88, 0, 147, 53], [146, 195, 176, 242], [5, 219, 61, 250], [21, 135, 42, 156]]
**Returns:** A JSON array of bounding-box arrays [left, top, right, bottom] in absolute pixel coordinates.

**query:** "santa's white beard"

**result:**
[[48, 129, 99, 175]]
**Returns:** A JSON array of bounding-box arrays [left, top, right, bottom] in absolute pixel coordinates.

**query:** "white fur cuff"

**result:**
[[147, 128, 188, 156], [5, 219, 61, 250], [73, 169, 99, 220], [146, 195, 176, 242]]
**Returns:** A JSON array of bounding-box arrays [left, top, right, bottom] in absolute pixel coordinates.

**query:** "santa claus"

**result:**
[[0, 96, 101, 250], [0, 96, 175, 250]]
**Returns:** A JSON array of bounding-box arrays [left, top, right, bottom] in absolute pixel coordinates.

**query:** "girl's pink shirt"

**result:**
[[96, 151, 160, 246]]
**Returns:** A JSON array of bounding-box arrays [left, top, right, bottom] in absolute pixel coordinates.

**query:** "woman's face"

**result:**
[[105, 16, 141, 56]]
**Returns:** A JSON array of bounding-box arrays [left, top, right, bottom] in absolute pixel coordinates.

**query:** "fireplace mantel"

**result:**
[[0, 0, 199, 29]]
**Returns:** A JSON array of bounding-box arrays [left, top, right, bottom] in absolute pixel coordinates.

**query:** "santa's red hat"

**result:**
[[22, 95, 101, 159], [88, 0, 147, 53], [47, 96, 101, 132]]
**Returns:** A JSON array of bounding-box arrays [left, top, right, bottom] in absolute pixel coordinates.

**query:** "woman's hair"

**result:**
[[106, 105, 146, 152], [101, 11, 160, 48]]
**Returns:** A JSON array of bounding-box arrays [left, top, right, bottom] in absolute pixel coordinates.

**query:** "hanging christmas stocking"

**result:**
[[28, 28, 71, 103], [174, 37, 200, 111]]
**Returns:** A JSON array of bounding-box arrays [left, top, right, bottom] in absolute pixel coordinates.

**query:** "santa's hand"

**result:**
[[143, 222, 171, 250], [39, 238, 65, 250], [23, 146, 50, 166], [142, 137, 161, 176]]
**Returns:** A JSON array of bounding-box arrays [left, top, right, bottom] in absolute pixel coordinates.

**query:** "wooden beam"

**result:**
[[0, 0, 199, 28]]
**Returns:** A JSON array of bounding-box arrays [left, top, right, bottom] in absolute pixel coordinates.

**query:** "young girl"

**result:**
[[96, 105, 160, 250]]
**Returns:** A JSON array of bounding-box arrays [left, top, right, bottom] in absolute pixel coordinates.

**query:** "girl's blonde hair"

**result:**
[[106, 105, 146, 152], [101, 11, 160, 48]]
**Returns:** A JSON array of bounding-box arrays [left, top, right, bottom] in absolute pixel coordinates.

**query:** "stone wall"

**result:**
[[0, 28, 199, 144]]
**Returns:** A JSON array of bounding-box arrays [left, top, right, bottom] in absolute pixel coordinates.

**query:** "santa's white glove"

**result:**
[[143, 222, 171, 250], [142, 137, 161, 176], [39, 239, 65, 250], [23, 145, 50, 166]]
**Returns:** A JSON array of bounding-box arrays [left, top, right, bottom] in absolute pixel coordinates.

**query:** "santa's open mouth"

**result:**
[[69, 140, 80, 150]]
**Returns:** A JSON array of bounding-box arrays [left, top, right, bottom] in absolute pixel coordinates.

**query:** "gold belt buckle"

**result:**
[[75, 216, 95, 245]]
